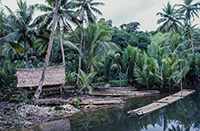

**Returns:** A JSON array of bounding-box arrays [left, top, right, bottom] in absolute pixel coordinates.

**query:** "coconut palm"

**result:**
[[0, 0, 35, 68], [156, 2, 182, 33], [34, 0, 59, 103], [34, 0, 78, 65], [75, 0, 104, 24], [72, 22, 119, 74], [73, 0, 104, 84], [176, 0, 200, 54]]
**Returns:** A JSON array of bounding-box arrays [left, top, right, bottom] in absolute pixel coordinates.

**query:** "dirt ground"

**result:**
[[0, 91, 116, 130]]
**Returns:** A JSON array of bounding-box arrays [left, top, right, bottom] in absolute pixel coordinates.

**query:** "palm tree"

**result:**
[[84, 22, 119, 74], [176, 0, 200, 54], [156, 2, 182, 33], [0, 0, 35, 68], [34, 0, 59, 103], [74, 0, 104, 84], [34, 0, 78, 65], [75, 0, 104, 24]]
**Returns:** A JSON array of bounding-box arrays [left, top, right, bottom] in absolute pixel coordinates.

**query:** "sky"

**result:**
[[1, 0, 200, 31]]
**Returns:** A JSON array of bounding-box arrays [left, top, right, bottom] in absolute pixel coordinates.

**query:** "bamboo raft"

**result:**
[[127, 89, 195, 116]]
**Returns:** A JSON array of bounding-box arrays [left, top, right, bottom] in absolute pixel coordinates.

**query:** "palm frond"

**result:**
[[0, 31, 20, 44]]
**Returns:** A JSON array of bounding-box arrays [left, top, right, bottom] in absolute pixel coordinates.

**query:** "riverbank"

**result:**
[[0, 101, 79, 130], [0, 87, 160, 130]]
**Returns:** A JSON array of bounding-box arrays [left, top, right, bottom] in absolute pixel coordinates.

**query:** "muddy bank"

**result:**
[[0, 101, 79, 130], [0, 88, 160, 130]]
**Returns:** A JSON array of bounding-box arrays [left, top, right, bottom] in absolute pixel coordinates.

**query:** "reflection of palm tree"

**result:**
[[168, 124, 190, 131]]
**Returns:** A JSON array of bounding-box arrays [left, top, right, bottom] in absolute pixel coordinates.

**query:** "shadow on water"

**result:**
[[69, 91, 200, 131]]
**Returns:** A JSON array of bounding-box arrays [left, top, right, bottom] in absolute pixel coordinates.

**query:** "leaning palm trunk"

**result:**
[[24, 42, 28, 68], [58, 22, 65, 66], [34, 0, 59, 104], [76, 22, 84, 86], [189, 19, 194, 54], [0, 44, 2, 56]]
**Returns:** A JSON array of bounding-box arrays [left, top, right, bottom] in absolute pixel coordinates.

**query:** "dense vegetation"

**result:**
[[0, 0, 200, 95]]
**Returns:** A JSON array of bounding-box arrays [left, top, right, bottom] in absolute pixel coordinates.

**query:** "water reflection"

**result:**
[[70, 92, 200, 131]]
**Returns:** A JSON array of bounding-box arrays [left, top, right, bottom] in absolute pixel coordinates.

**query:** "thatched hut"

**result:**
[[16, 66, 66, 93]]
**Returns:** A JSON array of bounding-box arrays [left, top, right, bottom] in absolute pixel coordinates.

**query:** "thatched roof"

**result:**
[[16, 66, 66, 88]]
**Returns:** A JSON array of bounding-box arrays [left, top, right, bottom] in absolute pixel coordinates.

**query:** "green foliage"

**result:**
[[133, 40, 192, 90], [76, 69, 97, 94], [103, 50, 115, 82], [0, 60, 17, 92], [111, 27, 151, 50], [66, 71, 76, 83], [120, 22, 140, 33], [74, 97, 82, 106]]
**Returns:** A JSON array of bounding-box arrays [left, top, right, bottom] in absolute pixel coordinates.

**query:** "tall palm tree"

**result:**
[[75, 0, 104, 24], [0, 0, 35, 68], [176, 0, 200, 54], [34, 0, 78, 65], [74, 0, 104, 84], [156, 2, 182, 33], [34, 0, 59, 103]]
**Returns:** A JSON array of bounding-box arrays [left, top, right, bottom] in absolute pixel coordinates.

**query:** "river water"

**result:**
[[69, 91, 200, 131]]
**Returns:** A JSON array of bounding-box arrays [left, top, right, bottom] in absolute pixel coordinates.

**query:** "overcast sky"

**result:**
[[1, 0, 200, 31]]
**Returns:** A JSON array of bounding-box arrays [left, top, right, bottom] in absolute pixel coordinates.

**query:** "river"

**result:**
[[69, 91, 200, 131]]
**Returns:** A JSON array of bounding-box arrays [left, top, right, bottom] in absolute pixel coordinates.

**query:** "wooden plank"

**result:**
[[128, 102, 168, 115], [155, 96, 182, 104], [128, 89, 195, 116], [80, 98, 124, 105], [87, 90, 160, 97], [172, 89, 195, 97]]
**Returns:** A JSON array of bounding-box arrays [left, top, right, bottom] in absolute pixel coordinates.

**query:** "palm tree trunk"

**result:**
[[34, 0, 59, 104], [58, 22, 65, 66], [87, 56, 92, 74], [76, 22, 84, 86], [0, 44, 2, 57], [189, 19, 194, 54], [24, 42, 28, 69]]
